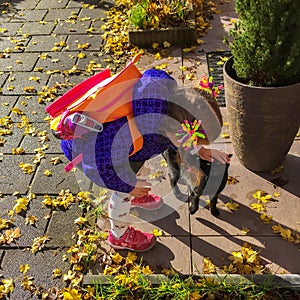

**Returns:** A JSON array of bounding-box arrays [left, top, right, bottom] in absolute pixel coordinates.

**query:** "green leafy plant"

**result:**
[[226, 0, 300, 87], [129, 0, 193, 29]]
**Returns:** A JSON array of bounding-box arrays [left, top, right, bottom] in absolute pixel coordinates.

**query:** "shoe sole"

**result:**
[[108, 237, 157, 252], [131, 200, 163, 211]]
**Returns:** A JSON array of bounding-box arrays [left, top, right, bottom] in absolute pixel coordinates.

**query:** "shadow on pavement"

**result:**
[[197, 194, 300, 273], [256, 154, 300, 198]]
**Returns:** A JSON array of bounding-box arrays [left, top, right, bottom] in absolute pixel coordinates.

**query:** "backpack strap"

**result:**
[[64, 153, 83, 172], [45, 68, 111, 118]]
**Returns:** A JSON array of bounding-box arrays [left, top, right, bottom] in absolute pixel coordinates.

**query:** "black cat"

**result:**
[[163, 147, 231, 216]]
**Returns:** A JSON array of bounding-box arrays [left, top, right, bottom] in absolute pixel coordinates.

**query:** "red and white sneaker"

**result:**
[[131, 194, 163, 211], [108, 226, 156, 252]]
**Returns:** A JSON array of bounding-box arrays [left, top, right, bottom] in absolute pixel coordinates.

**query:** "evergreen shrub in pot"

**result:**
[[223, 0, 300, 172]]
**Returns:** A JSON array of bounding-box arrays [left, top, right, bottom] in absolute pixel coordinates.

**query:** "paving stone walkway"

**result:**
[[0, 0, 299, 298]]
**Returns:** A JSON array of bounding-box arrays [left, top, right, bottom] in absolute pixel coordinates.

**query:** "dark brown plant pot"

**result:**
[[223, 56, 300, 172], [128, 11, 196, 48]]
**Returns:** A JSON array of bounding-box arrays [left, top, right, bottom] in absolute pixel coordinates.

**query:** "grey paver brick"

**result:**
[[1, 249, 69, 299], [78, 8, 107, 20], [13, 0, 40, 10], [0, 126, 24, 154], [66, 34, 103, 51], [0, 195, 51, 247], [0, 34, 30, 53], [10, 95, 49, 122], [21, 123, 63, 153], [30, 156, 81, 194], [36, 0, 69, 10], [43, 8, 81, 22], [0, 22, 22, 36], [53, 19, 92, 35], [11, 9, 48, 23], [75, 51, 110, 70], [0, 95, 18, 116], [46, 203, 81, 247], [1, 72, 50, 95], [35, 51, 78, 72], [25, 34, 67, 52], [47, 72, 91, 91], [19, 21, 55, 35], [0, 52, 38, 72], [0, 73, 9, 88], [0, 155, 35, 194]]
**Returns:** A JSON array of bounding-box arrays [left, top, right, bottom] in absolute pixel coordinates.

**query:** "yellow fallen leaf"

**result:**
[[25, 215, 38, 225], [74, 216, 88, 225], [13, 197, 29, 213], [155, 63, 168, 69], [52, 268, 62, 278], [110, 252, 123, 264], [1, 277, 15, 294], [203, 257, 216, 274], [250, 203, 265, 212], [221, 133, 230, 139], [152, 228, 163, 237], [154, 52, 162, 60], [152, 42, 159, 49], [260, 213, 272, 224], [227, 176, 239, 184], [241, 227, 249, 234], [140, 265, 153, 275], [126, 251, 138, 264], [20, 264, 30, 274], [163, 41, 171, 48], [224, 201, 239, 211], [12, 147, 25, 154], [43, 169, 52, 177]]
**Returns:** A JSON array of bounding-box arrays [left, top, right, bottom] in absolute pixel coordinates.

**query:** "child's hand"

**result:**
[[129, 179, 151, 198], [198, 147, 231, 164]]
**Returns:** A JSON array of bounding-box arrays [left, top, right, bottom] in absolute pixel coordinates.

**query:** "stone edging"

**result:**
[[83, 274, 300, 290]]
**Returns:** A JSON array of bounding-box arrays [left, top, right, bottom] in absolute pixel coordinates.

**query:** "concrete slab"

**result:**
[[0, 155, 35, 194], [136, 48, 183, 85], [181, 51, 209, 88], [75, 51, 111, 70], [201, 0, 237, 53], [191, 235, 300, 275]]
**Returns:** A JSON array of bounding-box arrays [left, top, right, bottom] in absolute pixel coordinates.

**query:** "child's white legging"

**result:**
[[108, 191, 132, 238]]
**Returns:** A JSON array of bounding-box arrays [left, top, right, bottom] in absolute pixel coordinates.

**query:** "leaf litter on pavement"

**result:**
[[0, 0, 299, 299]]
